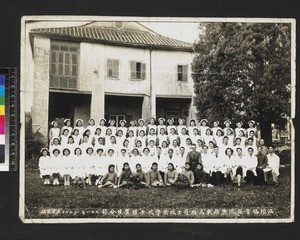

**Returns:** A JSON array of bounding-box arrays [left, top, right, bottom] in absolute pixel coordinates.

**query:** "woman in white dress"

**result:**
[[107, 119, 117, 136], [86, 119, 97, 138], [49, 120, 60, 145], [99, 118, 107, 137], [188, 119, 199, 136], [51, 149, 61, 186], [75, 119, 85, 136], [61, 119, 73, 136], [85, 147, 96, 185], [118, 120, 128, 137], [157, 117, 167, 135], [166, 118, 176, 135], [199, 119, 209, 136], [72, 147, 86, 189], [61, 148, 72, 187], [94, 148, 106, 185], [147, 117, 157, 135], [38, 148, 52, 185], [72, 128, 82, 146]]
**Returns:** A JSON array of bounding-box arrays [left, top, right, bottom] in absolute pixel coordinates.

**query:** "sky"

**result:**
[[142, 21, 200, 44]]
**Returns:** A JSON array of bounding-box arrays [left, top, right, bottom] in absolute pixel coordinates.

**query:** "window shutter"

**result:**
[[141, 63, 146, 79], [113, 60, 119, 78], [182, 65, 188, 81], [130, 61, 136, 79], [107, 59, 113, 77]]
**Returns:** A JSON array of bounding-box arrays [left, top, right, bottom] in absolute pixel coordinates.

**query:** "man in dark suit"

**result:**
[[186, 143, 202, 171]]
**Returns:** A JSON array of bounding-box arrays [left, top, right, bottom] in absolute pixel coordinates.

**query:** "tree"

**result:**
[[192, 22, 291, 145]]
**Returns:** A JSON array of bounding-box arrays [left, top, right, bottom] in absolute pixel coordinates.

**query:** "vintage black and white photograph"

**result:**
[[19, 16, 295, 223]]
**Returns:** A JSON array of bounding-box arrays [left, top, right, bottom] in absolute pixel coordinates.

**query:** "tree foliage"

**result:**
[[192, 22, 291, 144]]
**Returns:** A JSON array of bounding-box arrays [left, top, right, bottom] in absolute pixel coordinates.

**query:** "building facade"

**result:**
[[29, 21, 197, 138]]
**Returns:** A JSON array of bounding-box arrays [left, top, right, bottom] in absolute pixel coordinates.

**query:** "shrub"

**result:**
[[25, 112, 47, 160]]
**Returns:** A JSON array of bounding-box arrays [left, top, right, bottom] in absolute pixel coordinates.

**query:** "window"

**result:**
[[107, 59, 119, 78], [165, 110, 181, 125], [109, 115, 125, 127], [177, 64, 188, 81], [130, 61, 146, 80], [49, 42, 79, 89]]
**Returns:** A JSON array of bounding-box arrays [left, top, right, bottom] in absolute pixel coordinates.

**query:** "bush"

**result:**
[[25, 112, 47, 160]]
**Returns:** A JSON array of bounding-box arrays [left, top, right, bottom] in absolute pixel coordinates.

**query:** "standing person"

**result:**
[[203, 128, 214, 146], [147, 162, 164, 187], [220, 136, 233, 156], [190, 128, 201, 145], [147, 128, 158, 146], [85, 147, 96, 185], [177, 118, 186, 136], [224, 128, 235, 146], [49, 120, 60, 144], [157, 128, 168, 147], [256, 146, 268, 186], [72, 147, 86, 189], [179, 127, 189, 146], [49, 138, 62, 157], [234, 121, 245, 137], [98, 164, 118, 188], [118, 120, 128, 136], [170, 139, 180, 156], [214, 129, 224, 148], [79, 134, 93, 155], [246, 120, 257, 137], [75, 119, 85, 136], [175, 146, 187, 173], [99, 118, 107, 137], [116, 129, 126, 150], [132, 163, 149, 188], [60, 128, 70, 147], [168, 127, 179, 146], [93, 137, 106, 156], [244, 147, 258, 185], [72, 128, 81, 146], [137, 130, 147, 148], [39, 148, 51, 185], [141, 147, 155, 172], [94, 148, 106, 185], [61, 148, 72, 187], [147, 117, 157, 134], [211, 121, 222, 136], [223, 148, 235, 183], [201, 145, 213, 175], [127, 129, 137, 151], [147, 140, 157, 156], [185, 144, 202, 171], [107, 119, 117, 136], [93, 128, 102, 145], [188, 119, 199, 136], [117, 162, 133, 188], [175, 162, 195, 188], [61, 119, 73, 136], [51, 149, 61, 186], [164, 163, 179, 186], [193, 163, 209, 187], [267, 146, 280, 186], [128, 120, 138, 137], [223, 120, 233, 135], [86, 119, 97, 138], [233, 137, 246, 154], [236, 130, 247, 147], [245, 137, 258, 155], [199, 119, 209, 137], [66, 136, 76, 156], [167, 118, 176, 135], [210, 146, 225, 186], [137, 119, 147, 137], [233, 148, 247, 187], [258, 139, 269, 155], [157, 117, 167, 135]]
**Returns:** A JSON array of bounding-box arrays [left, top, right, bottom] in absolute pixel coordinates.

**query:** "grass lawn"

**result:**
[[24, 160, 291, 219]]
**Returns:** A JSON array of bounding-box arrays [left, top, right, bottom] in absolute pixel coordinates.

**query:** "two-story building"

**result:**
[[29, 21, 197, 138]]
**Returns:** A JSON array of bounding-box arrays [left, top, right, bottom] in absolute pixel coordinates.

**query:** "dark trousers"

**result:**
[[42, 175, 50, 179], [245, 170, 255, 184], [236, 166, 243, 176], [255, 167, 266, 186], [159, 171, 165, 183], [211, 171, 224, 186]]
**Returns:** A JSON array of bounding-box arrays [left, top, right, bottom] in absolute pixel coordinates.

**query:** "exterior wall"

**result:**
[[32, 36, 50, 138], [31, 36, 197, 136], [152, 50, 195, 97]]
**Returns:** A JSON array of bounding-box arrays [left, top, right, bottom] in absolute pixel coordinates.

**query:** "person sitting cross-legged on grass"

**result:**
[[131, 163, 149, 188], [98, 164, 118, 188], [192, 163, 209, 187], [147, 162, 164, 187], [164, 163, 179, 186], [116, 162, 133, 188], [175, 162, 195, 188]]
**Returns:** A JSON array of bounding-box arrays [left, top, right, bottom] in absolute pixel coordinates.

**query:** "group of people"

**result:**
[[38, 117, 281, 189]]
